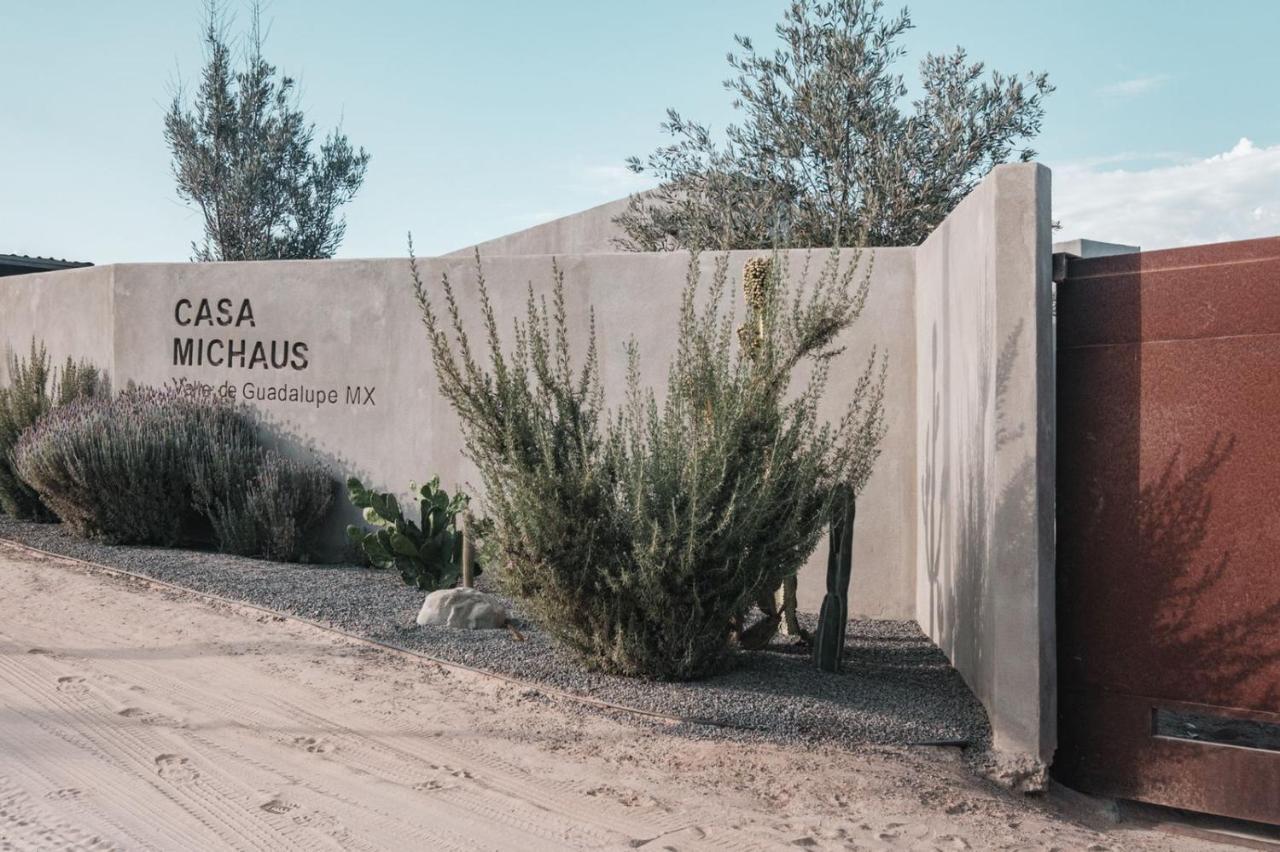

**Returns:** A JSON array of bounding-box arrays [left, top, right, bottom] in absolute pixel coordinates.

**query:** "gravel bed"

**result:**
[[0, 517, 991, 751]]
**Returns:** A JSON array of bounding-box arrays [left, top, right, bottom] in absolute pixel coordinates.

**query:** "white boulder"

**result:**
[[416, 587, 508, 630]]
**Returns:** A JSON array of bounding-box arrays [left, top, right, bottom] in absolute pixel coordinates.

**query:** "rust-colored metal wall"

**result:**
[[1055, 237, 1280, 825]]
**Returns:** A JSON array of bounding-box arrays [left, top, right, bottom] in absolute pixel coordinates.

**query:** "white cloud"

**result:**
[[1052, 137, 1280, 250], [1099, 74, 1170, 97], [574, 164, 654, 197]]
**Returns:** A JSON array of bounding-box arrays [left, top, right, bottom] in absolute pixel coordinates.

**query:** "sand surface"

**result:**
[[0, 543, 1213, 850]]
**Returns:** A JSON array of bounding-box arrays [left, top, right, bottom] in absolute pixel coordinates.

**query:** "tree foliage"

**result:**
[[164, 2, 370, 261], [412, 247, 885, 679], [616, 0, 1052, 250]]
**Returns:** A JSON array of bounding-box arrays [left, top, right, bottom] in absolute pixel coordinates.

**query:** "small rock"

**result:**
[[978, 749, 1049, 794], [416, 587, 507, 630]]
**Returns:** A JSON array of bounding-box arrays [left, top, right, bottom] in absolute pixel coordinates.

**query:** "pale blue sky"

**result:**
[[4, 0, 1280, 263]]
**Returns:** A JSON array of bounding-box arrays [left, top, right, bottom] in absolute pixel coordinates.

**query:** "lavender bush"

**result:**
[[194, 450, 334, 562], [13, 386, 332, 560]]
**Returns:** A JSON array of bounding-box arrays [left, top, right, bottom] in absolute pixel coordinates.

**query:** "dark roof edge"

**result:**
[[0, 254, 94, 271]]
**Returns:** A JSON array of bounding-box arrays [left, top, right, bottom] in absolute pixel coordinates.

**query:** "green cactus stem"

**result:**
[[813, 485, 855, 673]]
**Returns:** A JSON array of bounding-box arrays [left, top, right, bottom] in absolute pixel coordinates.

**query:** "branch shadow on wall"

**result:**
[[1134, 435, 1280, 709], [1057, 296, 1280, 779], [921, 315, 1028, 717]]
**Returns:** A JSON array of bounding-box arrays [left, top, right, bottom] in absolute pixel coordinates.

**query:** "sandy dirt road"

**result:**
[[0, 544, 1215, 851]]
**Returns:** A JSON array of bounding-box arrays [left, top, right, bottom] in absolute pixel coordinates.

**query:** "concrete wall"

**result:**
[[0, 164, 1058, 766], [914, 163, 1055, 764], [448, 196, 633, 257], [0, 264, 115, 386], [1051, 238, 1139, 259], [0, 248, 917, 619]]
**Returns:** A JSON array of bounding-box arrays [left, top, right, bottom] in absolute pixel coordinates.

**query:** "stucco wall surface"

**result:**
[[0, 264, 115, 386], [2, 249, 917, 619], [0, 165, 1056, 766], [914, 163, 1055, 763], [448, 196, 633, 257]]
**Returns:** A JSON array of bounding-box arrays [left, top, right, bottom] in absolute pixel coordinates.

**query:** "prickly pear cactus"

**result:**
[[345, 476, 481, 591]]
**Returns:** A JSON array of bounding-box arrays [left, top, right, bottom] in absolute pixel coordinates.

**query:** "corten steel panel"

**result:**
[[1056, 236, 1280, 826], [1056, 694, 1280, 820]]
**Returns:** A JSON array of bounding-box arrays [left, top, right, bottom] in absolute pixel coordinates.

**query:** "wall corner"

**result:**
[[991, 162, 1056, 765]]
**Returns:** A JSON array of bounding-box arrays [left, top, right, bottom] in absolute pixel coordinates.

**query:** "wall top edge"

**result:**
[[2, 247, 918, 280], [915, 162, 1050, 254], [1067, 234, 1280, 280]]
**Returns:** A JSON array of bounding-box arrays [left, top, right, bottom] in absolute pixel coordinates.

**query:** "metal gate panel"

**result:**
[[1055, 237, 1280, 825]]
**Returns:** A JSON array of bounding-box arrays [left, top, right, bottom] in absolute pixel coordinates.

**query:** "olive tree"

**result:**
[[164, 2, 370, 261], [616, 0, 1052, 250]]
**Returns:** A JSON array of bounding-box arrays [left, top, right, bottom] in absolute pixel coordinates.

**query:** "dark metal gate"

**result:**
[[1054, 237, 1280, 825]]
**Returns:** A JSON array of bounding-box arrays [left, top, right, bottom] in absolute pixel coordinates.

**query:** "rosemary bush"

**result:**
[[0, 341, 104, 520], [413, 249, 886, 679], [14, 386, 332, 559]]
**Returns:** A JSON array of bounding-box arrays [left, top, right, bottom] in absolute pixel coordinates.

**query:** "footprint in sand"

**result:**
[[259, 798, 298, 815], [117, 707, 178, 727], [44, 787, 82, 801], [154, 754, 198, 784], [290, 808, 347, 839], [413, 765, 473, 794], [55, 676, 89, 696], [413, 779, 453, 793], [290, 736, 331, 754], [585, 785, 660, 809]]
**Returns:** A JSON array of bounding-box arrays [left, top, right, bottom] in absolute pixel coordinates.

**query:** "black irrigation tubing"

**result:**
[[0, 535, 970, 749]]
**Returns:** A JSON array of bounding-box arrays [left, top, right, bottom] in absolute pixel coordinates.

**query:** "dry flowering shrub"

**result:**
[[14, 386, 332, 559], [195, 451, 334, 562], [412, 246, 886, 679], [14, 387, 246, 543]]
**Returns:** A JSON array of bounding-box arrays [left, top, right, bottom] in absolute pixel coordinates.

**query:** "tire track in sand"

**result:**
[[0, 645, 309, 851], [0, 638, 474, 852], [25, 636, 690, 851]]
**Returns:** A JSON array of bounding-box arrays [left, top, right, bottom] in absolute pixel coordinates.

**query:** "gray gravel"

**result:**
[[0, 517, 990, 751]]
